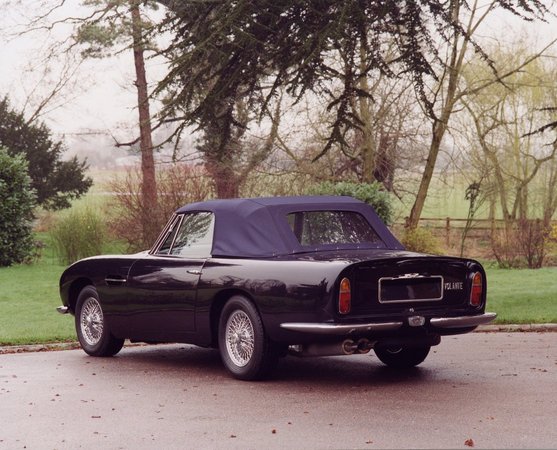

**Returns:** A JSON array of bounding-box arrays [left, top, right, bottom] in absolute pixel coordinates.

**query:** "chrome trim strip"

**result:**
[[430, 312, 497, 328], [105, 278, 127, 284], [378, 275, 444, 303], [56, 306, 69, 314], [280, 321, 403, 335]]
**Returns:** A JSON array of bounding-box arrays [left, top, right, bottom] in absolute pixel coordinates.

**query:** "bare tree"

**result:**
[[406, 0, 556, 229], [460, 46, 557, 267]]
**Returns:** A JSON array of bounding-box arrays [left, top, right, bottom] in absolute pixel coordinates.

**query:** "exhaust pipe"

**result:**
[[356, 338, 374, 354], [289, 339, 376, 357]]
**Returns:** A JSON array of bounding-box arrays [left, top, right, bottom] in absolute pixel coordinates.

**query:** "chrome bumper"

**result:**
[[430, 312, 497, 328], [280, 312, 497, 335], [56, 306, 69, 314], [280, 321, 403, 335]]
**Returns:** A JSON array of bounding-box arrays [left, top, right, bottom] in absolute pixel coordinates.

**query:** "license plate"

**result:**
[[378, 276, 443, 303]]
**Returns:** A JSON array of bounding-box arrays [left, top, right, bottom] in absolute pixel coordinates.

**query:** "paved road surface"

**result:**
[[1, 332, 556, 449]]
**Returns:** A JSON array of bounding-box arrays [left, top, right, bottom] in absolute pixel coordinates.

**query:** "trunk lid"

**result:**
[[345, 256, 482, 316]]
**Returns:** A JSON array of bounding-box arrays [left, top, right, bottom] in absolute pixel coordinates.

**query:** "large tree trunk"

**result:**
[[131, 1, 158, 243]]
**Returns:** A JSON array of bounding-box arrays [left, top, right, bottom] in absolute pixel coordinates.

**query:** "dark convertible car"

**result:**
[[58, 196, 496, 380]]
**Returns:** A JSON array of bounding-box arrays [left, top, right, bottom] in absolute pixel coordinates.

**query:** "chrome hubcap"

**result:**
[[225, 310, 254, 367], [80, 297, 104, 346]]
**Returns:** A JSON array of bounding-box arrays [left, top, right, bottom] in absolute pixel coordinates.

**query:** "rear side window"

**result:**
[[157, 212, 214, 257], [287, 211, 382, 247]]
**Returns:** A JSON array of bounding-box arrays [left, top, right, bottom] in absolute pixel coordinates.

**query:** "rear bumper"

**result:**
[[56, 306, 69, 314], [280, 312, 497, 336], [280, 321, 403, 335], [430, 312, 497, 328]]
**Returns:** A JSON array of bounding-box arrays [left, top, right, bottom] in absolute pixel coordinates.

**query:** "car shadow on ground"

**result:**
[[95, 343, 436, 387]]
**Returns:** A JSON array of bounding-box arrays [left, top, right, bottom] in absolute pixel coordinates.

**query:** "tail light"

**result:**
[[339, 277, 351, 314], [470, 272, 483, 307]]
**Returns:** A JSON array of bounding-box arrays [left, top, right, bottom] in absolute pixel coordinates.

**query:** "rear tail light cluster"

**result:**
[[470, 272, 483, 307], [339, 277, 351, 314]]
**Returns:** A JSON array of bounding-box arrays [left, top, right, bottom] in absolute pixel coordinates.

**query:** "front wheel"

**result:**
[[218, 295, 279, 380], [374, 345, 431, 369], [75, 286, 124, 357]]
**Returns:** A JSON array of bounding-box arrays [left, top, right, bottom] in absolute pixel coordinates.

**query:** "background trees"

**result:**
[[0, 147, 36, 266], [155, 0, 551, 217], [0, 97, 91, 210], [1, 0, 556, 266]]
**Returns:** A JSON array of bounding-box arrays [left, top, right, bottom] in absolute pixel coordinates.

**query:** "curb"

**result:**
[[475, 323, 557, 333], [0, 342, 80, 355], [1, 324, 556, 354]]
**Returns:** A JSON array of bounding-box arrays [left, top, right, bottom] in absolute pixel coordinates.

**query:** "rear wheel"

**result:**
[[374, 345, 431, 369], [218, 295, 279, 380], [75, 286, 124, 357]]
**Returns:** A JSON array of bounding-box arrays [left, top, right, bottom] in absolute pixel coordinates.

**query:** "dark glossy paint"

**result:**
[[60, 249, 487, 347]]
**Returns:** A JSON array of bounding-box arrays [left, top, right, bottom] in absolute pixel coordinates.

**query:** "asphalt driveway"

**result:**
[[1, 332, 555, 449]]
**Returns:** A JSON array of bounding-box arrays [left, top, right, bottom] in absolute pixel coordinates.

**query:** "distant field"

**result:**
[[85, 167, 556, 221]]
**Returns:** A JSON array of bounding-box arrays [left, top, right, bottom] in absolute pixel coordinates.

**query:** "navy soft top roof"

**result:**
[[175, 196, 403, 257]]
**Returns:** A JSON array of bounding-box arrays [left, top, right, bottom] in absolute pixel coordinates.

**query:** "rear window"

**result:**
[[286, 211, 382, 247]]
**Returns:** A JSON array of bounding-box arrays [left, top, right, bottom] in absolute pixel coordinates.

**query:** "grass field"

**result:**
[[485, 266, 557, 324], [0, 259, 75, 345], [1, 245, 555, 345]]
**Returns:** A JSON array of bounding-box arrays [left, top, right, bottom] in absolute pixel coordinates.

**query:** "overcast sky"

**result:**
[[0, 1, 556, 164]]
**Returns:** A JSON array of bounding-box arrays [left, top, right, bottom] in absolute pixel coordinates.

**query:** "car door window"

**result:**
[[169, 212, 215, 257], [157, 215, 183, 255]]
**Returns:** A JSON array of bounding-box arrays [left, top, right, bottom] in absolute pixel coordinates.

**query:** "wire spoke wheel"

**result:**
[[225, 310, 255, 367], [218, 295, 280, 380], [80, 296, 104, 346], [75, 286, 124, 357]]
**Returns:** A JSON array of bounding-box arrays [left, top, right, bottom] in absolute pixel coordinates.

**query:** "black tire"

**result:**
[[374, 345, 431, 369], [75, 286, 124, 357], [218, 295, 279, 380]]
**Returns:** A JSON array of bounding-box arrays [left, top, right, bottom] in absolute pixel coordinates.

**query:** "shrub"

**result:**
[[50, 207, 106, 265], [401, 227, 442, 254], [516, 219, 551, 269], [306, 181, 393, 225], [491, 220, 551, 269], [490, 225, 522, 269], [0, 147, 36, 266], [108, 164, 212, 252]]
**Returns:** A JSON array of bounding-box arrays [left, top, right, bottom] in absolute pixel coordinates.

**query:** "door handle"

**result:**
[[187, 269, 202, 275]]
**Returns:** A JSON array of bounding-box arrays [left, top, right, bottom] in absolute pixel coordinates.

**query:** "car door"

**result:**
[[123, 212, 215, 342]]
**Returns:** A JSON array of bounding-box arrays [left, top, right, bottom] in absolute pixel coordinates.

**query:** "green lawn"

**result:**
[[1, 251, 556, 345], [0, 259, 75, 345], [486, 266, 557, 324]]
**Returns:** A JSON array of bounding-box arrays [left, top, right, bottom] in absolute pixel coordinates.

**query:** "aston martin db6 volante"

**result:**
[[58, 196, 496, 380]]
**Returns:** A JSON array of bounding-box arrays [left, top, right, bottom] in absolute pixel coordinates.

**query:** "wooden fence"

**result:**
[[394, 217, 557, 249]]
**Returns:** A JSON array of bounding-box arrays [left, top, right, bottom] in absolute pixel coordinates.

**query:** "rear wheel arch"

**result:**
[[217, 294, 280, 380], [209, 289, 258, 347]]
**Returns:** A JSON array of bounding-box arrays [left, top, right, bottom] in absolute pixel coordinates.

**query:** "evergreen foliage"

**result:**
[[156, 0, 549, 155], [308, 181, 393, 225], [0, 97, 92, 210], [0, 147, 36, 266]]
